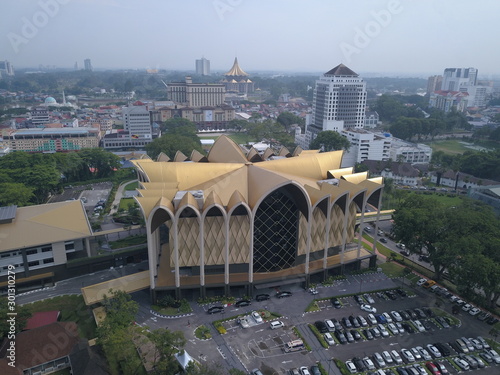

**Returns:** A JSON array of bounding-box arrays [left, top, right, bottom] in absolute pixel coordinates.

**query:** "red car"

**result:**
[[425, 362, 441, 375]]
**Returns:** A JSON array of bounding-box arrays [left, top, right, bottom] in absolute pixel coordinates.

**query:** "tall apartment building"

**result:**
[[195, 57, 210, 76], [426, 75, 442, 95], [167, 76, 225, 107], [0, 60, 14, 76], [305, 64, 367, 148], [442, 67, 477, 91], [123, 105, 152, 139], [84, 58, 93, 72]]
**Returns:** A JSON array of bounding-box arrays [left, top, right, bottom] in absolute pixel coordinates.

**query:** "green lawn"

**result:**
[[124, 181, 138, 191], [119, 197, 135, 211], [24, 295, 97, 339], [427, 140, 471, 155]]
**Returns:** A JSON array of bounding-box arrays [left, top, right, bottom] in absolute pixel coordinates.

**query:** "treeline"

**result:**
[[373, 94, 471, 140], [0, 149, 123, 206], [432, 149, 500, 181]]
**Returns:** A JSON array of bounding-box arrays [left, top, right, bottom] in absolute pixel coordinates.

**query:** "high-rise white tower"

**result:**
[[195, 57, 210, 76]]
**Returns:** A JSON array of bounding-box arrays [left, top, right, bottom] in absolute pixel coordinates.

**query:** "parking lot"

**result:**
[[205, 279, 499, 375]]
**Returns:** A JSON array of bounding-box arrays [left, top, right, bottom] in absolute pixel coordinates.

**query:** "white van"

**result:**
[[325, 319, 335, 332]]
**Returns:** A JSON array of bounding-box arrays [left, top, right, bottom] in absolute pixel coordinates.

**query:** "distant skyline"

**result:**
[[1, 0, 500, 78]]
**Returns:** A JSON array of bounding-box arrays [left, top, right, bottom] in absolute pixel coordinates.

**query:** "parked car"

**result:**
[[255, 294, 270, 301], [270, 320, 284, 329], [401, 348, 415, 362], [330, 297, 341, 309], [469, 307, 481, 316], [453, 357, 470, 371], [207, 306, 224, 314], [324, 332, 335, 346], [352, 357, 366, 371], [434, 362, 449, 374], [390, 350, 403, 365], [426, 344, 442, 358], [363, 356, 376, 370], [416, 278, 427, 286], [276, 291, 292, 298], [372, 352, 386, 368], [433, 342, 450, 357], [425, 362, 441, 375], [251, 311, 263, 323], [391, 311, 403, 322], [335, 330, 347, 344], [235, 299, 251, 307], [382, 312, 393, 323], [299, 366, 311, 375], [362, 328, 374, 340], [345, 360, 357, 374], [251, 369, 264, 375], [367, 313, 377, 325], [363, 293, 375, 304], [382, 350, 394, 365], [314, 321, 328, 333], [310, 366, 321, 375]]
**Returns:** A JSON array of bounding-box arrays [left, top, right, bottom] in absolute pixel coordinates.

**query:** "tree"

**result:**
[[277, 111, 305, 131], [0, 182, 34, 206], [148, 329, 186, 374], [0, 297, 31, 338], [146, 132, 203, 160], [310, 131, 350, 152], [79, 148, 121, 179]]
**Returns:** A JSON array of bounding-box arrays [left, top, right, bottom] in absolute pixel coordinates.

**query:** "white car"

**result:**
[[363, 293, 375, 304], [382, 312, 393, 323], [270, 320, 284, 329], [410, 347, 422, 361], [387, 323, 399, 335], [486, 349, 500, 364], [469, 307, 481, 316], [372, 352, 386, 368], [239, 317, 250, 328], [413, 320, 425, 332], [477, 336, 490, 349], [391, 350, 403, 364], [426, 344, 441, 358], [453, 357, 470, 371], [324, 332, 335, 346], [462, 303, 472, 312], [416, 278, 427, 286], [417, 346, 431, 361], [390, 310, 403, 322], [345, 360, 357, 374], [367, 313, 377, 325], [382, 350, 394, 365], [363, 356, 376, 370], [299, 367, 311, 375], [377, 324, 389, 337], [401, 348, 415, 362], [360, 304, 377, 313], [251, 311, 263, 323]]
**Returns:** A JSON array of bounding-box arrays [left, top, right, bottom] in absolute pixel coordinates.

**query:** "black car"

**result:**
[[399, 310, 410, 321], [362, 328, 374, 340], [422, 307, 435, 317], [385, 291, 397, 300], [335, 330, 347, 344], [310, 366, 321, 375], [350, 329, 361, 340], [422, 319, 433, 331], [352, 357, 366, 371], [414, 308, 426, 319], [433, 342, 451, 356], [406, 309, 418, 319], [332, 319, 342, 331], [448, 341, 462, 354], [396, 289, 407, 297], [235, 299, 251, 307], [276, 291, 292, 298], [314, 320, 328, 333], [435, 316, 450, 328], [342, 317, 353, 328], [401, 322, 414, 333], [331, 297, 341, 309], [486, 316, 499, 325], [379, 237, 388, 243], [207, 306, 224, 314], [349, 315, 360, 328], [255, 294, 270, 301]]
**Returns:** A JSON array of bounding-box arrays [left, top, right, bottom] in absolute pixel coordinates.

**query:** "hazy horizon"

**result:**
[[1, 0, 500, 79]]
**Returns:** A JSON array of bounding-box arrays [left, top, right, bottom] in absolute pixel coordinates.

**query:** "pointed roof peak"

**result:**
[[224, 57, 249, 76], [324, 63, 358, 77]]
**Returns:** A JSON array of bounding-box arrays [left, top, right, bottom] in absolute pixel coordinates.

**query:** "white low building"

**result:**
[[341, 129, 391, 168]]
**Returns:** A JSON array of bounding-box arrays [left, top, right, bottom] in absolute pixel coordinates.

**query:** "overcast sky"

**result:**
[[1, 0, 499, 78]]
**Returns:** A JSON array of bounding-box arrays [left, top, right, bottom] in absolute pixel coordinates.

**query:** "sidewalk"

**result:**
[[109, 179, 137, 215]]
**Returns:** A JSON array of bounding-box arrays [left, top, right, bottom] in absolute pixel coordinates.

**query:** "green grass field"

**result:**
[[24, 295, 96, 339], [426, 139, 499, 155], [124, 181, 138, 191]]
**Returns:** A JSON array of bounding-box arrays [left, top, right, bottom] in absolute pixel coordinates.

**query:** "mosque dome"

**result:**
[[45, 97, 57, 104]]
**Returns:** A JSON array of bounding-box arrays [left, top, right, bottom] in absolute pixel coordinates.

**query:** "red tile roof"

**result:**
[[24, 311, 60, 330]]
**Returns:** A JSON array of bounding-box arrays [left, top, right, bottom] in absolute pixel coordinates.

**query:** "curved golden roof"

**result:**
[[224, 57, 249, 76], [132, 136, 381, 219]]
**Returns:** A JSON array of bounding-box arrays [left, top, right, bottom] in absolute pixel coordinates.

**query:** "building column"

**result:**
[[84, 237, 91, 257], [175, 287, 181, 300], [369, 254, 377, 269]]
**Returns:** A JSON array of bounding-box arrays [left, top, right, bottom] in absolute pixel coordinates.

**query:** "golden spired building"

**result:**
[[132, 136, 383, 300], [221, 57, 254, 94]]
